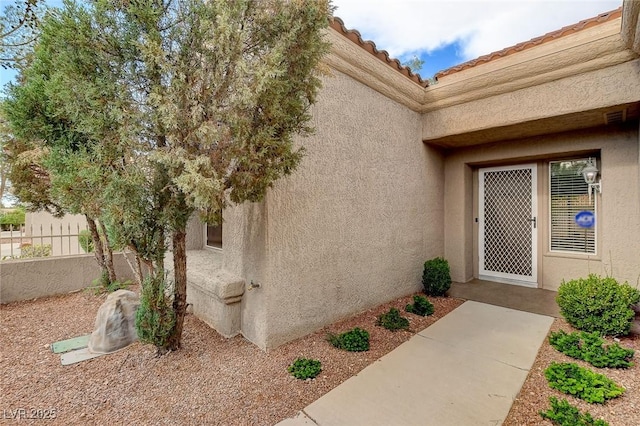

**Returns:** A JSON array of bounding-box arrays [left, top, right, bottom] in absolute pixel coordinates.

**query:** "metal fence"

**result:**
[[0, 223, 89, 260]]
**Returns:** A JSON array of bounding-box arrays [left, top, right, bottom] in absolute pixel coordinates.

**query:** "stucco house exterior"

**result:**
[[183, 2, 640, 350]]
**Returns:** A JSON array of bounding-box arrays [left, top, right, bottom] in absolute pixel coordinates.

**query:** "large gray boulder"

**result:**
[[88, 289, 140, 354]]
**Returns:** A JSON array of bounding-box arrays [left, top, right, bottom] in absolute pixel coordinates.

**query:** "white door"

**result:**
[[479, 164, 537, 287]]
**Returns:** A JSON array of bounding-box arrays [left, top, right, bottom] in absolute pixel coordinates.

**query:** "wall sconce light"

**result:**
[[582, 158, 601, 203]]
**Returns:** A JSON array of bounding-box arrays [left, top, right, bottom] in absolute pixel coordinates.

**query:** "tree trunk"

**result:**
[[0, 169, 6, 208], [123, 247, 144, 285], [166, 228, 187, 350], [86, 215, 109, 285], [98, 220, 118, 284]]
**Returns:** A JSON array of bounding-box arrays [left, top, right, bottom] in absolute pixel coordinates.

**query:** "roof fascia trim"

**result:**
[[323, 28, 424, 112], [621, 0, 640, 53], [422, 19, 637, 113]]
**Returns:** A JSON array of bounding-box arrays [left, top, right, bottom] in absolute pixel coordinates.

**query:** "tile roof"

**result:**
[[435, 7, 622, 79], [330, 17, 429, 87]]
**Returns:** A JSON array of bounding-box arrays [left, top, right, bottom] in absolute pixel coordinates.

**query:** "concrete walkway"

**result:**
[[277, 301, 554, 426]]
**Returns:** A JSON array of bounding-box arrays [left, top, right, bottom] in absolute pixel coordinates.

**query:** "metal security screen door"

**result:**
[[479, 164, 538, 286]]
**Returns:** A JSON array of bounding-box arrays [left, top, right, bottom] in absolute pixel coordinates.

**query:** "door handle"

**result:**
[[529, 217, 537, 228]]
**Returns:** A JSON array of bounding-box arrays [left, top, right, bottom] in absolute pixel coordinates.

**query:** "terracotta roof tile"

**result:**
[[330, 17, 429, 87], [435, 8, 622, 79]]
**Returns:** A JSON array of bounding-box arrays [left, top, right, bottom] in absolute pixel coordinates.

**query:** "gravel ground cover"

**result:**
[[4, 288, 638, 426], [1, 288, 462, 425], [505, 318, 640, 426]]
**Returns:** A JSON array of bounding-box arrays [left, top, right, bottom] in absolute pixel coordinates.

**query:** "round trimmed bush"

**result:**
[[422, 257, 451, 296], [327, 327, 370, 352], [405, 295, 435, 317], [376, 308, 410, 331], [288, 357, 322, 380], [556, 274, 640, 336]]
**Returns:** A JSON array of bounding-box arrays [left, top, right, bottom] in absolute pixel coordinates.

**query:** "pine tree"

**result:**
[[3, 0, 332, 352]]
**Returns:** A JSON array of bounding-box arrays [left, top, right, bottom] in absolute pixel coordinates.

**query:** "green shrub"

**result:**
[[288, 357, 322, 380], [20, 244, 52, 258], [549, 330, 634, 369], [422, 257, 451, 296], [92, 276, 133, 295], [0, 208, 25, 231], [327, 327, 370, 352], [78, 229, 94, 253], [544, 362, 624, 404], [556, 274, 640, 336], [135, 275, 176, 348], [540, 397, 609, 426], [405, 295, 435, 317], [376, 308, 410, 331]]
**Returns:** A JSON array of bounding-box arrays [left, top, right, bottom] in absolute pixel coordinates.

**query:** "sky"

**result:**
[[331, 0, 622, 78], [0, 0, 624, 87]]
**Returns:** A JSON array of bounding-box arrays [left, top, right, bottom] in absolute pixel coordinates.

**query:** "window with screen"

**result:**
[[549, 159, 596, 254]]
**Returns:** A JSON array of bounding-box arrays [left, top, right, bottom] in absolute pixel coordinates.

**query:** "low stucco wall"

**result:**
[[0, 253, 135, 304]]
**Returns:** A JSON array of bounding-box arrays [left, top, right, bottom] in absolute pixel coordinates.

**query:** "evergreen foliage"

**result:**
[[422, 257, 451, 296], [288, 358, 322, 380], [540, 397, 609, 426], [544, 362, 625, 404], [376, 308, 410, 331], [549, 330, 634, 369], [3, 0, 331, 352], [135, 275, 176, 349], [557, 275, 640, 336], [327, 327, 370, 352], [405, 295, 435, 317], [0, 206, 24, 230]]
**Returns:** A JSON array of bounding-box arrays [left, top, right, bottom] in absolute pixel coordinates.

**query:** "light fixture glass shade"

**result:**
[[582, 164, 599, 184]]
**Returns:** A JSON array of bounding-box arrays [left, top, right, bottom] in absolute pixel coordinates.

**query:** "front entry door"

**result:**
[[479, 164, 537, 286]]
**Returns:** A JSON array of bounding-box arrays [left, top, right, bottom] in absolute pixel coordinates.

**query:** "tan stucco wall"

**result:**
[[0, 253, 135, 304], [422, 59, 640, 145], [24, 212, 88, 256], [185, 213, 205, 250], [217, 70, 443, 349], [181, 4, 640, 349], [25, 212, 87, 234], [444, 125, 640, 291]]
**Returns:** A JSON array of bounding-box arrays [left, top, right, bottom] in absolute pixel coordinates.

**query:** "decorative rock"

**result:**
[[88, 290, 140, 354]]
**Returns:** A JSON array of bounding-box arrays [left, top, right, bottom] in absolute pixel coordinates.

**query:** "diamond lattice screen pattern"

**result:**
[[483, 169, 533, 276], [550, 160, 596, 254]]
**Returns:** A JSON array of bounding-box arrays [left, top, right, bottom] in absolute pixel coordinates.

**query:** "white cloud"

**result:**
[[332, 0, 622, 61]]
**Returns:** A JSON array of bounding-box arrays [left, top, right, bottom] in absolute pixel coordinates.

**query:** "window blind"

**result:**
[[549, 160, 596, 254]]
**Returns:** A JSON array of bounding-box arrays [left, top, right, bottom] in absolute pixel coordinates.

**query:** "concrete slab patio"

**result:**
[[278, 301, 554, 426]]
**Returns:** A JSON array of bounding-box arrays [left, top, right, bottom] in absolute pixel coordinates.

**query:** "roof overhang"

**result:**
[[323, 1, 640, 148]]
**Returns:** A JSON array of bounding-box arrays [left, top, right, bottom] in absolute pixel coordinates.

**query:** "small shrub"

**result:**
[[20, 244, 52, 258], [327, 327, 370, 352], [405, 295, 434, 317], [78, 229, 94, 253], [556, 274, 640, 336], [544, 362, 624, 404], [92, 278, 133, 295], [422, 257, 451, 296], [540, 397, 609, 426], [135, 275, 176, 348], [549, 330, 634, 369], [288, 357, 322, 380], [376, 308, 410, 331]]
